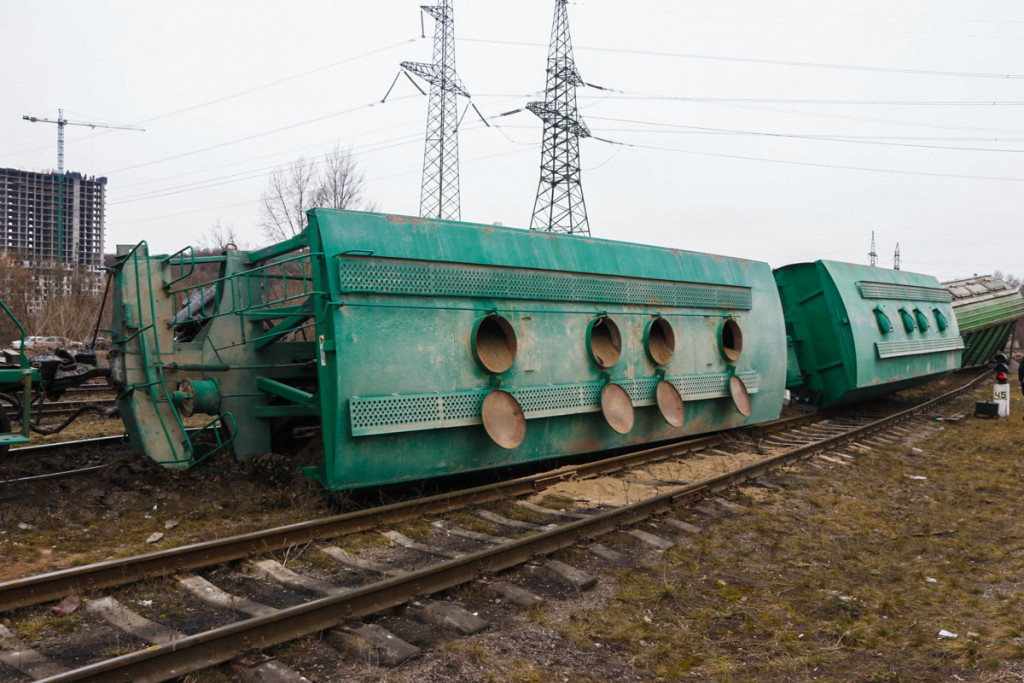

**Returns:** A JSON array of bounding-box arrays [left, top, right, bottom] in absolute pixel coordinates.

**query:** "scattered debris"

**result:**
[[937, 629, 958, 639], [906, 475, 927, 481], [16, 522, 32, 530], [49, 594, 80, 616], [164, 519, 179, 530], [145, 532, 164, 544], [137, 600, 153, 607], [925, 577, 938, 584], [911, 528, 958, 538]]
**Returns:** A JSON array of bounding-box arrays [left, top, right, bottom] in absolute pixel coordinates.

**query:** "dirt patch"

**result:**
[[529, 451, 767, 508], [0, 446, 330, 583]]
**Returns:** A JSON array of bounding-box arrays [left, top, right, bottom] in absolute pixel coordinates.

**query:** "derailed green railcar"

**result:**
[[942, 276, 1024, 368], [109, 209, 787, 490], [775, 261, 963, 409]]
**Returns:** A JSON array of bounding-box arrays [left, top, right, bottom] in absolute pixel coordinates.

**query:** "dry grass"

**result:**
[[528, 387, 1024, 681]]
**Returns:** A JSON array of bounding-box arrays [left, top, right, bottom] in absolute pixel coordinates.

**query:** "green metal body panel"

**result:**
[[0, 300, 41, 443], [110, 209, 787, 490], [109, 244, 319, 468], [775, 261, 962, 409], [943, 276, 1024, 367], [306, 210, 786, 489]]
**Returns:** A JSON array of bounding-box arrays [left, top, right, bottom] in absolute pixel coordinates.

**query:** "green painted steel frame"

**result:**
[[111, 209, 788, 490], [304, 210, 787, 490], [776, 260, 962, 408], [0, 300, 39, 445], [110, 242, 319, 468]]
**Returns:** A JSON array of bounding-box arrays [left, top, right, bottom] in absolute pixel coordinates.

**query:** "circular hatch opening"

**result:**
[[473, 314, 518, 374], [645, 317, 675, 365], [587, 316, 622, 369], [720, 319, 743, 361]]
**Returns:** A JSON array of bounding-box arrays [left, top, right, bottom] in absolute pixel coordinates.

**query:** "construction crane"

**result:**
[[22, 108, 144, 262], [23, 108, 145, 175]]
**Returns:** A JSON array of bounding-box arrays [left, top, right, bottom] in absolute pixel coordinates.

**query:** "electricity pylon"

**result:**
[[400, 0, 468, 221], [869, 231, 878, 267], [529, 0, 590, 235], [893, 243, 901, 270], [23, 108, 144, 262]]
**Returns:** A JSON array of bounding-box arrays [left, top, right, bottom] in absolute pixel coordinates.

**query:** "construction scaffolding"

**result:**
[[0, 167, 106, 268]]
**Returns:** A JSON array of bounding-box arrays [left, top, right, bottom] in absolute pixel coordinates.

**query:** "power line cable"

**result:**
[[110, 93, 530, 202], [113, 90, 531, 193], [669, 2, 1024, 25], [109, 130, 430, 205], [111, 118, 502, 206], [584, 116, 1024, 153], [103, 96, 418, 174], [459, 36, 1024, 79], [106, 144, 532, 227], [579, 93, 1024, 106], [572, 123, 1024, 142], [714, 101, 1024, 136], [590, 134, 1024, 183], [2, 37, 423, 163], [114, 119, 427, 192]]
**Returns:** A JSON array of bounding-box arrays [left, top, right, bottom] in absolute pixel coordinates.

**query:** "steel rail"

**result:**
[[4, 398, 115, 419], [39, 370, 986, 683], [0, 415, 812, 612], [9, 433, 130, 455], [0, 465, 107, 485]]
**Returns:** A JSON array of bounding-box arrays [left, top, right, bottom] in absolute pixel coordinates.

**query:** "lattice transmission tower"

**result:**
[[400, 0, 469, 221], [528, 0, 590, 235], [868, 231, 877, 267], [893, 242, 901, 270]]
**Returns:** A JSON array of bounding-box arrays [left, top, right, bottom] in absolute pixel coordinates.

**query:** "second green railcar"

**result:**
[[775, 260, 963, 409]]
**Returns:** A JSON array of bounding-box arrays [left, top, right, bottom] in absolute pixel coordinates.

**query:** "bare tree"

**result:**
[[0, 257, 37, 344], [260, 147, 374, 242], [314, 146, 377, 212], [198, 219, 249, 253], [992, 270, 1022, 288], [259, 156, 318, 242]]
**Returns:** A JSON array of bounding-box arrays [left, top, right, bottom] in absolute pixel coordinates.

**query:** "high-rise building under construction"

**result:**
[[0, 167, 106, 268]]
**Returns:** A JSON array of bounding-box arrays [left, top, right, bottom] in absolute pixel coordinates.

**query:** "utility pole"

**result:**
[[868, 231, 877, 267], [893, 243, 901, 271], [529, 0, 590, 235], [399, 0, 469, 221], [23, 108, 144, 263]]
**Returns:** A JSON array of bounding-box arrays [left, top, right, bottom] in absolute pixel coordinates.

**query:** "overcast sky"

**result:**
[[2, 0, 1023, 281]]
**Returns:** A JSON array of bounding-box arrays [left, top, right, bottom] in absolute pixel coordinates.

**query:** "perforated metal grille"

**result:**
[[349, 370, 762, 437], [858, 282, 951, 303], [513, 384, 603, 416], [671, 371, 760, 399], [348, 391, 486, 434], [339, 258, 752, 310], [875, 337, 964, 359]]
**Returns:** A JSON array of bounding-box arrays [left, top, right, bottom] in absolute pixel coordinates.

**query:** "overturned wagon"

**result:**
[[775, 260, 963, 409], [942, 275, 1024, 368], [110, 209, 786, 490]]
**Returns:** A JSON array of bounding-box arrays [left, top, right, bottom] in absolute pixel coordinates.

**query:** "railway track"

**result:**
[[0, 380, 114, 425], [4, 398, 116, 422], [0, 371, 986, 682]]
